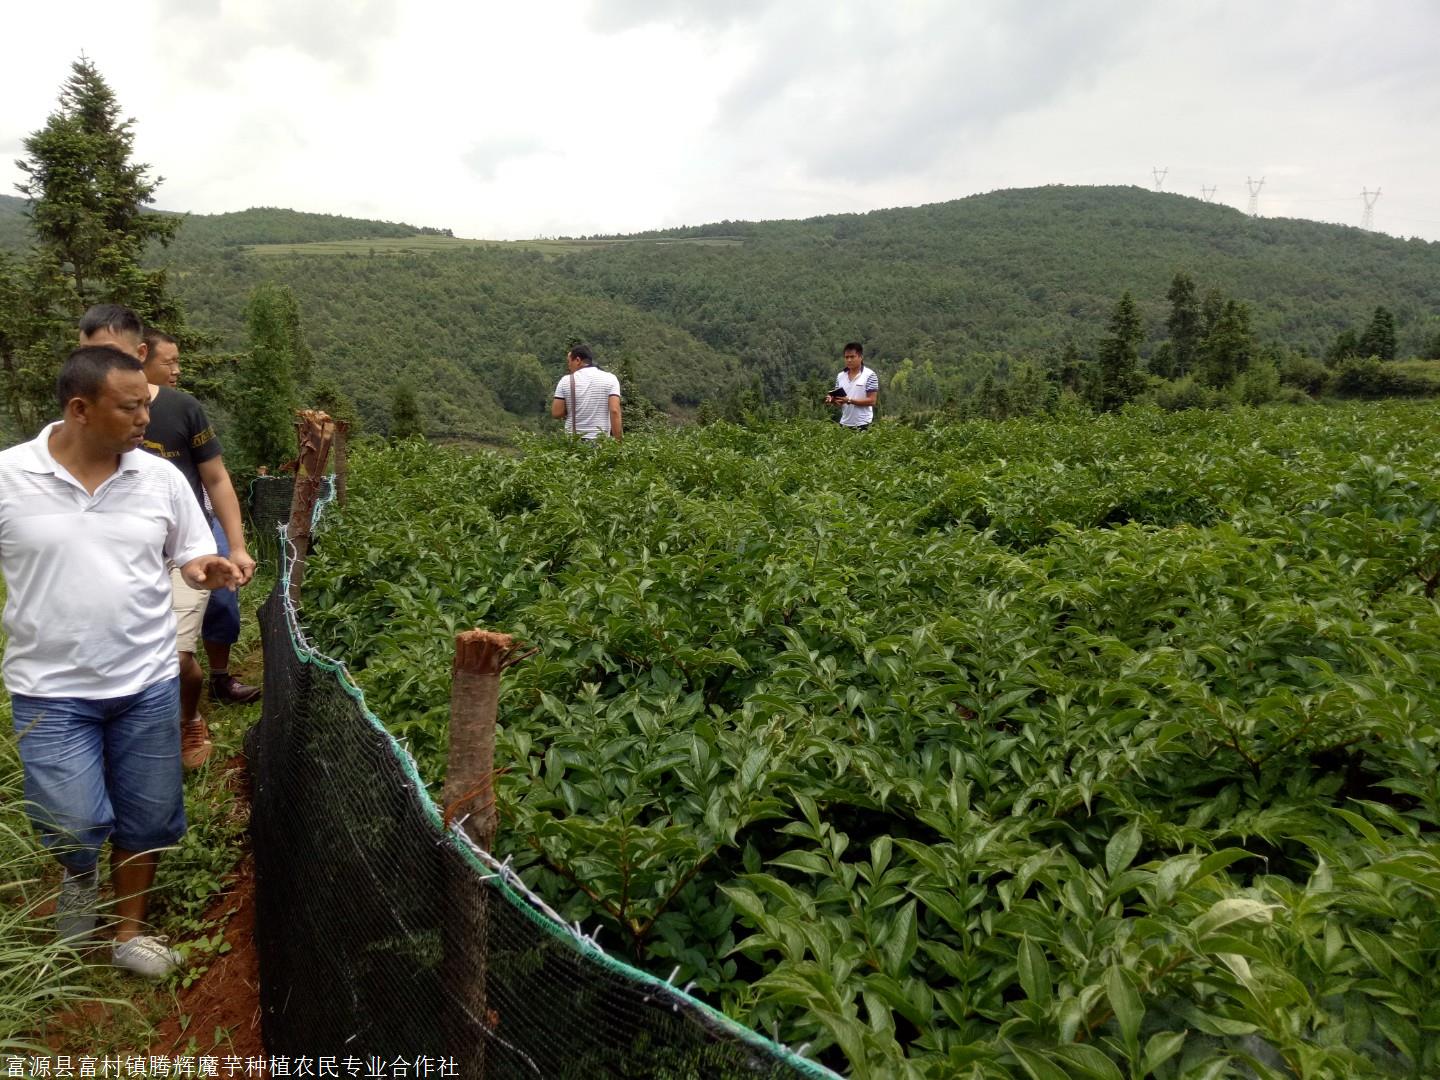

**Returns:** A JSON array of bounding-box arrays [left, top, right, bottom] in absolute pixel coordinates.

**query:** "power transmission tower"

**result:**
[[1201, 185, 1217, 203], [1152, 166, 1168, 191], [1246, 176, 1266, 217], [1361, 187, 1381, 230]]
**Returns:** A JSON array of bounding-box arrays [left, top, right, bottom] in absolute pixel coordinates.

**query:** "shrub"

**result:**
[[1152, 376, 1225, 411], [1277, 352, 1330, 396]]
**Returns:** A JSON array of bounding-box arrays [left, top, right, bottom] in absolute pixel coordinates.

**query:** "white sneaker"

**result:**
[[56, 869, 99, 943], [112, 935, 184, 978]]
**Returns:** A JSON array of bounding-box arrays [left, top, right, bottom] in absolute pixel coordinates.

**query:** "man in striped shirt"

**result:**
[[826, 342, 880, 430], [552, 344, 623, 442]]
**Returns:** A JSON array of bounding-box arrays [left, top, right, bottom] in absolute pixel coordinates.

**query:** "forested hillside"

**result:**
[[171, 246, 742, 436], [574, 186, 1440, 383], [7, 185, 1440, 435], [0, 194, 446, 254]]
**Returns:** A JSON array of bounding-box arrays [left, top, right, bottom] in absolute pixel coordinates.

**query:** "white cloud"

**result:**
[[1, 0, 1436, 240]]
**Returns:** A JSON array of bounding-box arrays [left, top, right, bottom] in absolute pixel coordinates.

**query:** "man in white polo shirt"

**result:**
[[551, 343, 623, 441], [825, 341, 880, 431], [79, 306, 258, 769], [0, 345, 240, 977]]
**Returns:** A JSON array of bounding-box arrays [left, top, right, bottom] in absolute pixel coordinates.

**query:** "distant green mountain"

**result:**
[[8, 186, 1439, 435], [566, 185, 1440, 381], [0, 195, 447, 257], [0, 194, 30, 250], [162, 205, 452, 258]]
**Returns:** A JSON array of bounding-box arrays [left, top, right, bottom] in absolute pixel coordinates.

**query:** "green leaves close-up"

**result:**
[[303, 403, 1440, 1078]]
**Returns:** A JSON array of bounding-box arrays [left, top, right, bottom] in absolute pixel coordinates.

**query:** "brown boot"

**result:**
[[210, 672, 261, 705], [181, 715, 213, 770]]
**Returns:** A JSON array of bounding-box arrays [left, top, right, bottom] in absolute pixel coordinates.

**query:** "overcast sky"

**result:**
[[2, 0, 1437, 242]]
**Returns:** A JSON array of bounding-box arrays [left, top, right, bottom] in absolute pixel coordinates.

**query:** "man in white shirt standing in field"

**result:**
[[552, 344, 623, 442], [826, 341, 880, 431], [0, 346, 240, 977]]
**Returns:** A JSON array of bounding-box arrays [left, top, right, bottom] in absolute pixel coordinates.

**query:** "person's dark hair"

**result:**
[[78, 304, 144, 342], [843, 342, 864, 356], [142, 326, 177, 352], [56, 346, 144, 409], [568, 344, 594, 365]]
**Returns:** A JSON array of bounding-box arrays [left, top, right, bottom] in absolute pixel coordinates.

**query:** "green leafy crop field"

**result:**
[[303, 403, 1440, 1079]]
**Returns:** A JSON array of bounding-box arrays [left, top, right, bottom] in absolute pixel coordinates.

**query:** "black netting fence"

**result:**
[[247, 476, 334, 569], [246, 476, 292, 572], [246, 489, 837, 1077]]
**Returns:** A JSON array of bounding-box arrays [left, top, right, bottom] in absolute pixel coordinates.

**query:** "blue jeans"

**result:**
[[10, 677, 186, 873], [201, 517, 241, 646]]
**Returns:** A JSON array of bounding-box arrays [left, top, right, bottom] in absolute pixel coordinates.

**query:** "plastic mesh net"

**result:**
[[246, 476, 296, 576], [247, 475, 333, 569], [247, 508, 836, 1077]]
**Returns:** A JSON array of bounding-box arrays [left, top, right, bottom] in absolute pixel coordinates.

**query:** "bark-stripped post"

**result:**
[[442, 631, 534, 1075], [284, 409, 336, 608], [332, 419, 351, 507], [443, 630, 533, 849]]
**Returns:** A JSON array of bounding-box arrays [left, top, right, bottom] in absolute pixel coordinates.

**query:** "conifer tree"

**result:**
[[1164, 272, 1201, 377], [1199, 300, 1255, 388], [1054, 342, 1084, 393], [1357, 305, 1397, 361], [232, 283, 301, 469], [17, 58, 179, 305], [1092, 292, 1145, 412], [4, 58, 190, 434], [390, 383, 423, 440], [1200, 288, 1226, 339]]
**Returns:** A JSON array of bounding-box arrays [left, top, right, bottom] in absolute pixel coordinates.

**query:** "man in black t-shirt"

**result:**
[[79, 308, 257, 770], [142, 329, 260, 717]]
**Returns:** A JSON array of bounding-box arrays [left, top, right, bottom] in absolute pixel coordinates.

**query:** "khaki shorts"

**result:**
[[170, 566, 211, 654]]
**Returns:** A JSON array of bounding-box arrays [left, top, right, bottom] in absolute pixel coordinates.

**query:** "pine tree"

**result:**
[[1198, 300, 1254, 388], [390, 383, 423, 440], [1092, 292, 1145, 412], [1164, 272, 1201, 377], [1200, 288, 1225, 339], [231, 283, 301, 470], [17, 58, 180, 311], [1357, 305, 1397, 361], [4, 58, 191, 434], [1149, 341, 1176, 380], [1054, 342, 1084, 393]]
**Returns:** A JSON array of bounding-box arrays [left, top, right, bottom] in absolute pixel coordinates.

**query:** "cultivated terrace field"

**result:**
[[302, 403, 1440, 1079]]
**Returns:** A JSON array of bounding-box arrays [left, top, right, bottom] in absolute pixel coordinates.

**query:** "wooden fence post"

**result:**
[[444, 631, 533, 848], [333, 419, 350, 507], [442, 631, 534, 1075], [285, 409, 336, 608]]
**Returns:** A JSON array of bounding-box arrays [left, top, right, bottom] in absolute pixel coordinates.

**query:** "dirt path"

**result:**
[[147, 852, 263, 1055]]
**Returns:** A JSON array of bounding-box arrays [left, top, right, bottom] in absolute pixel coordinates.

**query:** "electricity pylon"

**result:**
[[1152, 167, 1168, 191], [1201, 185, 1217, 203], [1246, 176, 1266, 217], [1361, 187, 1381, 231]]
